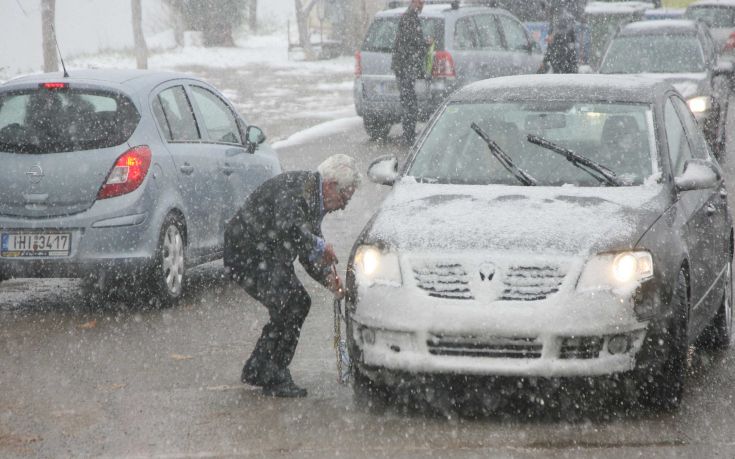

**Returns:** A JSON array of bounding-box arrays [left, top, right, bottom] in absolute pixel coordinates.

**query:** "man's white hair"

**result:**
[[318, 154, 362, 191]]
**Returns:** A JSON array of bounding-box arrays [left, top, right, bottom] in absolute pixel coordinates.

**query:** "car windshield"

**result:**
[[362, 17, 444, 52], [0, 87, 140, 154], [599, 34, 705, 74], [685, 6, 735, 28], [408, 101, 656, 187]]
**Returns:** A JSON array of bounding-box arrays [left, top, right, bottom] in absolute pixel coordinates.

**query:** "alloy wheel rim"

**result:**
[[162, 225, 184, 296]]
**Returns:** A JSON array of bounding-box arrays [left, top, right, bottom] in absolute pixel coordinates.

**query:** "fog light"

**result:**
[[361, 327, 376, 345], [607, 335, 629, 355]]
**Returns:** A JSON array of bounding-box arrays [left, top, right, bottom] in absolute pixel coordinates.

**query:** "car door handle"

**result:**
[[179, 163, 194, 175], [706, 203, 717, 215]]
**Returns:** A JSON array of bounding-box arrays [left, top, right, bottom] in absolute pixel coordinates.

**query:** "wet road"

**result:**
[[2, 93, 735, 457]]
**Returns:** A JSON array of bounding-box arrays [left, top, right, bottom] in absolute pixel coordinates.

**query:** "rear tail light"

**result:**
[[355, 51, 362, 77], [432, 51, 456, 78], [40, 82, 68, 90], [97, 146, 152, 200], [725, 32, 735, 51]]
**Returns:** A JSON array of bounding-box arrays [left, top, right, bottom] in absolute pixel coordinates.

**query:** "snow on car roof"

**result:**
[[2, 69, 191, 91], [620, 19, 698, 35], [378, 4, 503, 18], [452, 74, 670, 104], [585, 1, 654, 15], [689, 0, 735, 7]]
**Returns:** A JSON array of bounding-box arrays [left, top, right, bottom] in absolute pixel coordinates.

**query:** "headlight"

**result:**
[[577, 251, 653, 291], [687, 96, 710, 114], [354, 245, 402, 287]]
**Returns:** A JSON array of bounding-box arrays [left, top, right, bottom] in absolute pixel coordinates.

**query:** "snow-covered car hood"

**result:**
[[365, 180, 666, 256], [638, 72, 708, 99]]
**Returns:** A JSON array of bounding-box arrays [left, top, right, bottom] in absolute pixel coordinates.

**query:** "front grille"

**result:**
[[500, 264, 566, 301], [413, 261, 473, 300], [427, 334, 542, 359], [559, 337, 603, 359]]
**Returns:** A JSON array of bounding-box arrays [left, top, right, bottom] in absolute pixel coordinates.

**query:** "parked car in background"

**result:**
[[348, 74, 732, 411], [355, 2, 543, 140], [685, 0, 735, 58], [598, 20, 733, 156], [0, 69, 281, 304]]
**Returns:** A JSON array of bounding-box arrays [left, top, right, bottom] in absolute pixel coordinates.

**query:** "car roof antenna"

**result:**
[[50, 23, 69, 78]]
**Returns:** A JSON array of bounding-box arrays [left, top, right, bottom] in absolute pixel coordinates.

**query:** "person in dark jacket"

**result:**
[[391, 0, 429, 145], [538, 0, 578, 74], [224, 154, 361, 398]]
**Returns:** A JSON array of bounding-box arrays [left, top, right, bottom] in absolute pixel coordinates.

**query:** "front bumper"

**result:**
[[350, 285, 649, 378]]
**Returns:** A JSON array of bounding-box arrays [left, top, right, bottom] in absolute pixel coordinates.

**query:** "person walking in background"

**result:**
[[391, 0, 430, 145], [224, 154, 361, 398], [538, 0, 578, 74]]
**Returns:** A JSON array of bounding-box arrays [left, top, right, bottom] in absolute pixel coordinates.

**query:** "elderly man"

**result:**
[[224, 154, 361, 397]]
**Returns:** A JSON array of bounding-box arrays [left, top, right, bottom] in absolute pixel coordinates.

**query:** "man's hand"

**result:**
[[327, 271, 345, 300], [322, 243, 339, 266]]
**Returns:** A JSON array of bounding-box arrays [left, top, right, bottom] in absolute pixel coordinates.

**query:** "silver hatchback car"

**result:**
[[0, 69, 281, 303], [355, 2, 543, 140]]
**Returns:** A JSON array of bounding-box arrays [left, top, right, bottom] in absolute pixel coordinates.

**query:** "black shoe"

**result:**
[[241, 363, 267, 387], [262, 380, 308, 398]]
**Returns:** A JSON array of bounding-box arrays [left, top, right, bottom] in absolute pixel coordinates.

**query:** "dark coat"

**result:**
[[391, 7, 427, 80], [224, 171, 331, 287]]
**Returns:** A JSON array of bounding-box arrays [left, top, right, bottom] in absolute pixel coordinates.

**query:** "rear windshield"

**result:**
[[686, 6, 735, 28], [0, 86, 140, 154], [599, 34, 705, 74], [362, 17, 444, 52]]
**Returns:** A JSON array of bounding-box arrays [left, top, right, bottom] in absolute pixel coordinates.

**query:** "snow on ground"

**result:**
[[272, 116, 363, 150], [65, 31, 358, 144]]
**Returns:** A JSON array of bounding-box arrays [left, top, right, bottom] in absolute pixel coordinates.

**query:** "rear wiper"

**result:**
[[470, 123, 536, 186], [527, 134, 623, 187]]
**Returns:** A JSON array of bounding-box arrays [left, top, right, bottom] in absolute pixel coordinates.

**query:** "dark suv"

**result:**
[[354, 2, 542, 140]]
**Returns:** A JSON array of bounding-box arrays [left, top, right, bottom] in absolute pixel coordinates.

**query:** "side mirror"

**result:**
[[368, 154, 399, 186], [713, 60, 734, 77], [245, 125, 266, 153], [675, 159, 720, 191]]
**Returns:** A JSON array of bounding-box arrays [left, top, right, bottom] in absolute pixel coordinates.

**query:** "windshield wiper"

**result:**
[[526, 134, 623, 187], [470, 123, 536, 186]]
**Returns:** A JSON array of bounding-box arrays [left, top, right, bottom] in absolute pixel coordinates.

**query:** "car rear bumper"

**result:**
[[354, 77, 455, 121], [0, 207, 158, 279]]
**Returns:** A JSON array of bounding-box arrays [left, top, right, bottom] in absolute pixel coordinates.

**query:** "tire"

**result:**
[[352, 364, 391, 412], [634, 269, 689, 411], [363, 116, 391, 141], [698, 263, 733, 351], [147, 214, 186, 306]]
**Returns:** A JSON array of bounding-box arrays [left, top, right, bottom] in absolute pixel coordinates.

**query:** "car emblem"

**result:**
[[479, 262, 496, 282], [26, 163, 44, 184]]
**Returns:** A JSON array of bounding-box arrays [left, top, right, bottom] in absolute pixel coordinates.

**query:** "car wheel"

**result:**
[[635, 269, 689, 411], [698, 263, 732, 351], [363, 116, 391, 141], [148, 214, 186, 306], [352, 364, 391, 412]]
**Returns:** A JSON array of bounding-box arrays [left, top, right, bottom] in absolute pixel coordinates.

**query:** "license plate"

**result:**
[[1, 232, 72, 258], [374, 81, 397, 96]]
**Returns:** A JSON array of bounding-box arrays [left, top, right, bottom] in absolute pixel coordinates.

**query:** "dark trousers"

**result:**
[[397, 73, 418, 142], [240, 263, 311, 384]]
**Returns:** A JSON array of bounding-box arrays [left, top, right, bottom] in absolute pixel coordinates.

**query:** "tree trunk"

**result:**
[[131, 0, 148, 69], [294, 0, 319, 60], [249, 0, 258, 33], [41, 0, 58, 72]]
